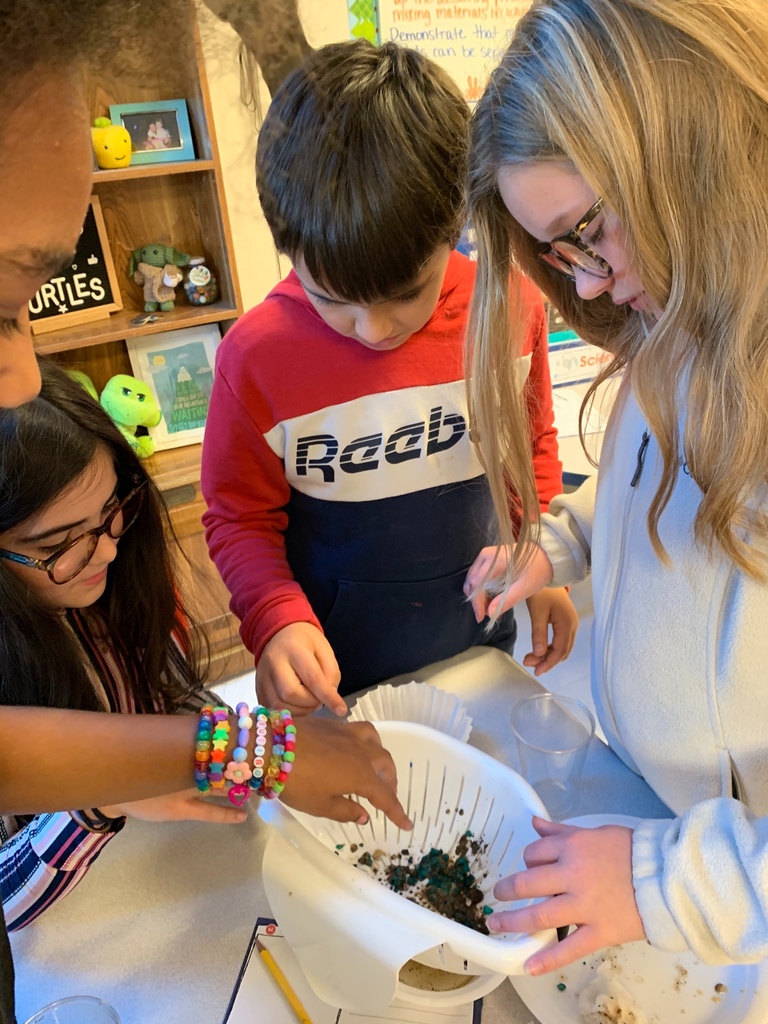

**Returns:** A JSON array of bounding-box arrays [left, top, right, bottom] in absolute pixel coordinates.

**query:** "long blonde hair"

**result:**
[[467, 0, 768, 581]]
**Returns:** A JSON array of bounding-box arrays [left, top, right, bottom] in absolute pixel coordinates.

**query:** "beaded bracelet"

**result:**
[[261, 708, 284, 798], [249, 705, 269, 794], [193, 704, 215, 795], [208, 705, 231, 790], [224, 702, 254, 806], [195, 705, 296, 800], [263, 709, 296, 800]]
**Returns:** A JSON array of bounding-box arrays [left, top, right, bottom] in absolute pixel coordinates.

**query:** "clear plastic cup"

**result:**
[[22, 996, 121, 1024], [511, 693, 595, 819]]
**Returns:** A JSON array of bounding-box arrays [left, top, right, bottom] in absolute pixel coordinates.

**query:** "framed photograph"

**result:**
[[127, 324, 221, 450], [109, 99, 195, 166], [29, 195, 123, 335]]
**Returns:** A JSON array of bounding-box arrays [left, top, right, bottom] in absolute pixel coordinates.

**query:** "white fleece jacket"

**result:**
[[541, 377, 768, 964]]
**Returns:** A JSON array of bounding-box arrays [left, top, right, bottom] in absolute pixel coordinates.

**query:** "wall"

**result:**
[[199, 1, 350, 311]]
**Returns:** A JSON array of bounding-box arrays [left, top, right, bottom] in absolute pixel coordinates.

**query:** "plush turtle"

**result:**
[[100, 374, 163, 458], [129, 243, 193, 312]]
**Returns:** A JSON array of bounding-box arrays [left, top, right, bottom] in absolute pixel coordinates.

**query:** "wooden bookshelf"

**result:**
[[34, 302, 239, 355], [92, 159, 215, 183], [38, 13, 249, 683]]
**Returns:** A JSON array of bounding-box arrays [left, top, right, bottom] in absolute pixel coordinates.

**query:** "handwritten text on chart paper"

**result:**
[[380, 0, 532, 100]]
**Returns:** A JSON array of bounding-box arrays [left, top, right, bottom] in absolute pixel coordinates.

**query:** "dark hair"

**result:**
[[0, 0, 192, 107], [256, 39, 470, 302], [0, 361, 207, 713]]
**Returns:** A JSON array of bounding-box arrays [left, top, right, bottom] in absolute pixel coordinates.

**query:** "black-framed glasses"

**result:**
[[538, 198, 613, 280], [0, 479, 147, 584]]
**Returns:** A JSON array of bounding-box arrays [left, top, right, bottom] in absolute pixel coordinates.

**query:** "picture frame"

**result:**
[[109, 99, 195, 166], [29, 195, 123, 335], [127, 323, 221, 450]]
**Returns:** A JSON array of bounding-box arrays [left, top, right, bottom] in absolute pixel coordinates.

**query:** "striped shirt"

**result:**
[[0, 609, 224, 931]]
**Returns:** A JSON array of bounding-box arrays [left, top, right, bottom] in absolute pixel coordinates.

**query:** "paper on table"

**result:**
[[223, 918, 481, 1024]]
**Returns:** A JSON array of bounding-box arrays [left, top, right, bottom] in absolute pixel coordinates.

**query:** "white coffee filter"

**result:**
[[348, 680, 472, 743]]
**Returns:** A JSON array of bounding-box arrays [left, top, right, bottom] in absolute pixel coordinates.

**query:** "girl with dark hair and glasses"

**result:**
[[0, 361, 410, 932], [0, 361, 243, 928]]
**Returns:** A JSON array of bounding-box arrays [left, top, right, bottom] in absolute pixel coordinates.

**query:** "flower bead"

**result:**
[[224, 760, 253, 784]]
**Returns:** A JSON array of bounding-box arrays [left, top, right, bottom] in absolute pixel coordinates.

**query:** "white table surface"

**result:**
[[12, 648, 671, 1024]]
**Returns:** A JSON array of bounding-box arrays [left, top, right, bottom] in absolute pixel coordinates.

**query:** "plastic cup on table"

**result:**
[[22, 996, 121, 1024], [511, 693, 595, 820]]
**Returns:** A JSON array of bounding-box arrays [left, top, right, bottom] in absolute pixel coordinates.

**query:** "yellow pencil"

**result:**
[[256, 938, 315, 1024]]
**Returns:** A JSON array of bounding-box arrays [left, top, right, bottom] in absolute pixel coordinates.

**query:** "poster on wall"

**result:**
[[349, 0, 533, 104]]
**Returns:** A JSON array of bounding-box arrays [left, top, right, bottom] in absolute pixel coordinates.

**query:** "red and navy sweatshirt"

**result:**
[[201, 251, 562, 695]]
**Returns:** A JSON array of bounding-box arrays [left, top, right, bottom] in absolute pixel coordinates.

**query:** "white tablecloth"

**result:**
[[12, 648, 671, 1023]]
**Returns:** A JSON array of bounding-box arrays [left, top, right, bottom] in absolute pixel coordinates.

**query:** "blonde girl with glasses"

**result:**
[[462, 0, 768, 977]]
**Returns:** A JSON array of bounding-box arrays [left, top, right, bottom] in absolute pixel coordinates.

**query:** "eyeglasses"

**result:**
[[538, 198, 613, 280], [0, 480, 147, 585]]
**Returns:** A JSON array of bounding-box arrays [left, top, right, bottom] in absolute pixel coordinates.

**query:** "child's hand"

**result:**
[[487, 816, 644, 974], [283, 717, 413, 830], [464, 544, 512, 621], [464, 543, 554, 621], [100, 789, 247, 825], [523, 587, 579, 675], [257, 622, 347, 717]]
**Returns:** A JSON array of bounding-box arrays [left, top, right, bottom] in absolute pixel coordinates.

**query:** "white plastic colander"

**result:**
[[259, 721, 557, 1012]]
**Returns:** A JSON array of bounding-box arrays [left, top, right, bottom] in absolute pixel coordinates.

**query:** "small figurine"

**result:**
[[100, 374, 162, 458], [183, 258, 219, 305], [129, 244, 195, 312], [129, 312, 162, 327], [91, 117, 132, 170]]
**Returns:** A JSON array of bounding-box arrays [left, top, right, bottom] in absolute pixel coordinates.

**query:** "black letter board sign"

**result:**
[[29, 195, 122, 336]]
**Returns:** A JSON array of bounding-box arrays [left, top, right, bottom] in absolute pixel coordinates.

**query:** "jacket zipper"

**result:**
[[630, 431, 650, 487]]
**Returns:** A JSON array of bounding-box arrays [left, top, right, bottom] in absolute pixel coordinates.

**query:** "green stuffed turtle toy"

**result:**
[[67, 370, 163, 458], [100, 374, 162, 458]]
